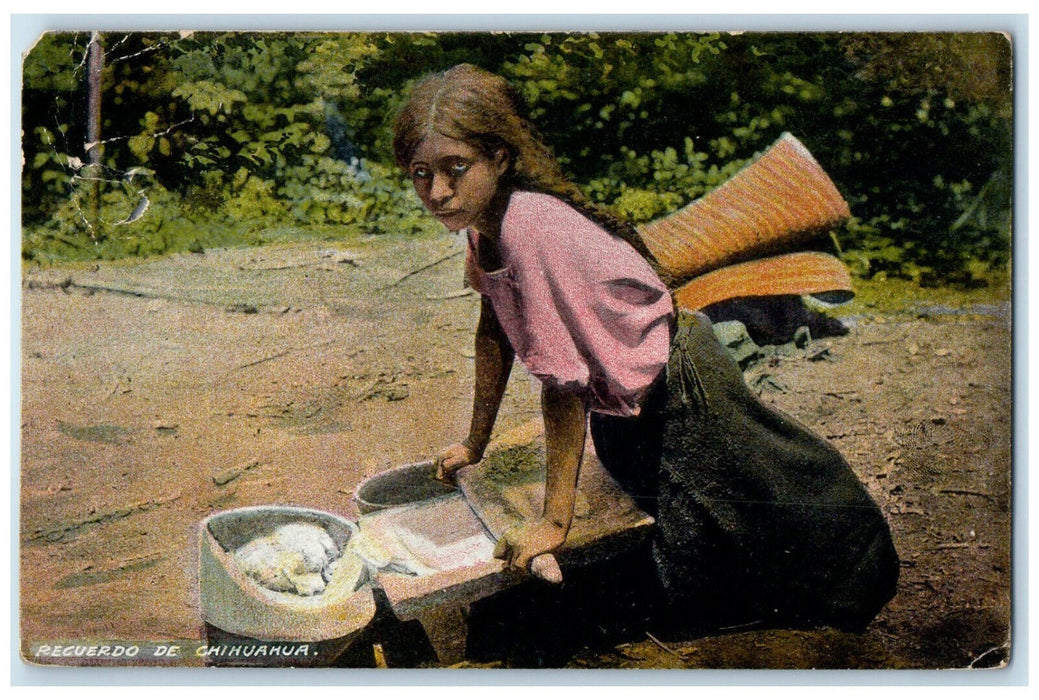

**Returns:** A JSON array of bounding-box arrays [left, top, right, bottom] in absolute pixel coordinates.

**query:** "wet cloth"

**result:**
[[465, 191, 674, 417], [232, 523, 340, 596], [591, 311, 899, 633]]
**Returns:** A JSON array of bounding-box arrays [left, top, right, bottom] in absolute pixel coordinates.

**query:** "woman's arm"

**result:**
[[542, 383, 587, 539], [495, 383, 586, 571], [467, 296, 515, 456], [436, 296, 514, 479]]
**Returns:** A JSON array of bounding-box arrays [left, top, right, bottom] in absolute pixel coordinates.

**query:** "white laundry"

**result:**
[[352, 494, 497, 577], [233, 522, 340, 596]]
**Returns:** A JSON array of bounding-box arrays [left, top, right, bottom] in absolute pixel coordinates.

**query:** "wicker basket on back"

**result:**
[[637, 132, 853, 311]]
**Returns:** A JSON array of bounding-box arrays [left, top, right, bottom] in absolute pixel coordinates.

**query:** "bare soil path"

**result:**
[[18, 234, 1012, 669]]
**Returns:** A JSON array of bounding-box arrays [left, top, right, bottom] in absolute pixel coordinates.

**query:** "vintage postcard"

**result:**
[[16, 25, 1015, 672]]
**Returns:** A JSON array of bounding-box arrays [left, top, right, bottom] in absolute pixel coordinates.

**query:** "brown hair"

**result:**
[[392, 64, 666, 279]]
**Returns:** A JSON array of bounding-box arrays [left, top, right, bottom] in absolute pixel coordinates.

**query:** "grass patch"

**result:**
[[834, 272, 1011, 318]]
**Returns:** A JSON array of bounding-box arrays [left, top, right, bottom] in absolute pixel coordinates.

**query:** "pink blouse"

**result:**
[[465, 191, 674, 417]]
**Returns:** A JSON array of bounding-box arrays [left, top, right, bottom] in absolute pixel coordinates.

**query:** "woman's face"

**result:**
[[408, 132, 508, 233]]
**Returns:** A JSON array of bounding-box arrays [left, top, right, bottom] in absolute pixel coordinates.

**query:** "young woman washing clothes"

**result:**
[[393, 63, 899, 633]]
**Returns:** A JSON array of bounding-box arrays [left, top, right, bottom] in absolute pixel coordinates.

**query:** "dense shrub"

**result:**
[[21, 31, 1012, 286]]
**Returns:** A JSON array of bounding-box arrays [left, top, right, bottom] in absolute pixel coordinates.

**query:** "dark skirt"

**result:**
[[590, 311, 899, 633]]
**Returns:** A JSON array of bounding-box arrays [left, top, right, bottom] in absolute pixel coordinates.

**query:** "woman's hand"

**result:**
[[433, 441, 480, 483], [493, 517, 567, 572]]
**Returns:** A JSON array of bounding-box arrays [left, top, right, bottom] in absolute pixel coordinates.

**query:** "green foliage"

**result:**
[[23, 172, 205, 262], [22, 32, 91, 91], [500, 33, 723, 174], [21, 31, 1012, 289], [279, 156, 440, 235]]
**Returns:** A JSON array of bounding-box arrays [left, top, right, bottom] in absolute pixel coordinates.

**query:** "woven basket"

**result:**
[[672, 251, 853, 311], [638, 133, 851, 283]]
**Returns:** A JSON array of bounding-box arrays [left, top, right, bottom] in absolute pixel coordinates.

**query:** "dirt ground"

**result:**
[[18, 233, 1013, 670]]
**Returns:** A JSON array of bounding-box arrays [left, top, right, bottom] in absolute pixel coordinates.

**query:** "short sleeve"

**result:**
[[489, 193, 674, 416]]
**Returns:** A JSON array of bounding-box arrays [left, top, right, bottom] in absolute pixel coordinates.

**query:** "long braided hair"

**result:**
[[392, 63, 669, 284]]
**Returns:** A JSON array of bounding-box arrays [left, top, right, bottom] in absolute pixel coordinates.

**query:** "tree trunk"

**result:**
[[86, 31, 103, 238]]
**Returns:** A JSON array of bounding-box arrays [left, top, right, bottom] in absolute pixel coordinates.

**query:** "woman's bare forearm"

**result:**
[[465, 298, 514, 458], [541, 384, 587, 534]]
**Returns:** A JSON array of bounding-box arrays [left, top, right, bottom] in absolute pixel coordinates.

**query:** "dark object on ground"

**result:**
[[704, 295, 848, 346]]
